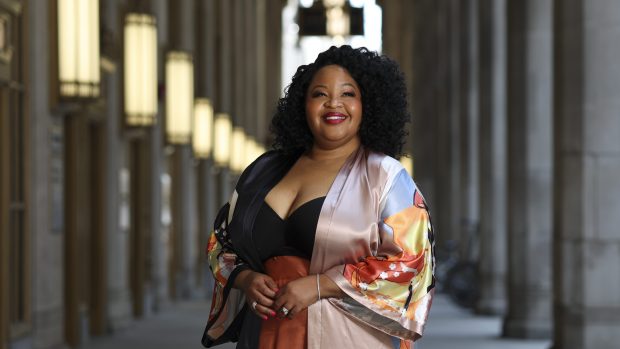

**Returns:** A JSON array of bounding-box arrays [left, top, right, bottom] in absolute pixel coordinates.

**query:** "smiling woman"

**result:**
[[305, 65, 362, 151], [202, 46, 435, 349]]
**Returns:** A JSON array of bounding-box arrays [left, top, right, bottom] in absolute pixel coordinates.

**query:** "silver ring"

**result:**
[[280, 306, 289, 316], [251, 301, 258, 310]]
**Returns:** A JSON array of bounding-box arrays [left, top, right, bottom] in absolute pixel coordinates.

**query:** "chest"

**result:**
[[264, 160, 342, 220]]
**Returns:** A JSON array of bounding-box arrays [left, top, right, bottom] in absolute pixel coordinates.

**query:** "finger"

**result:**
[[247, 300, 266, 320], [276, 302, 293, 319], [264, 277, 279, 293], [272, 295, 286, 311], [255, 303, 277, 318], [251, 291, 275, 308], [288, 303, 303, 319], [260, 281, 277, 298]]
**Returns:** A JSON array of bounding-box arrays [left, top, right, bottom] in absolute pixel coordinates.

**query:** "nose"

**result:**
[[325, 96, 342, 108]]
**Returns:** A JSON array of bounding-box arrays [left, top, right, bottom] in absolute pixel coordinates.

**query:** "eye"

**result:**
[[342, 91, 356, 97], [311, 91, 327, 98]]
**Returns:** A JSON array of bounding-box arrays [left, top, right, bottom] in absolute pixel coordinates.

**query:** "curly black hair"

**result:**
[[270, 45, 410, 158]]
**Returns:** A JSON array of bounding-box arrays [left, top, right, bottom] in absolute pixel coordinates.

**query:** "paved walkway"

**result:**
[[81, 295, 550, 349]]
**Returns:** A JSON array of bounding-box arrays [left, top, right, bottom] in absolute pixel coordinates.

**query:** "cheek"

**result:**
[[352, 101, 363, 119]]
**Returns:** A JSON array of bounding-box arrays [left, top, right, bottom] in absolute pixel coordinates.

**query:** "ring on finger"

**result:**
[[279, 306, 289, 316], [251, 301, 258, 311]]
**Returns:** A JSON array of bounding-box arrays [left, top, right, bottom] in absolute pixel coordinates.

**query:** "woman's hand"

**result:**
[[234, 270, 278, 320], [272, 275, 319, 319]]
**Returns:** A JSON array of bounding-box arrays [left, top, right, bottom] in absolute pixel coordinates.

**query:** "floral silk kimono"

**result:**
[[202, 147, 435, 349]]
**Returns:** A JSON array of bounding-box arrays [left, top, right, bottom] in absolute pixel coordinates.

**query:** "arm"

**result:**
[[322, 170, 435, 342], [206, 215, 278, 321]]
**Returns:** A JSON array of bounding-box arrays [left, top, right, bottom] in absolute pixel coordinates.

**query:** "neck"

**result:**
[[307, 138, 361, 162]]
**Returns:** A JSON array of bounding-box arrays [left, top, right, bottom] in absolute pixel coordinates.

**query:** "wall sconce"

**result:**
[[244, 136, 257, 168], [230, 127, 246, 174], [399, 156, 414, 177], [243, 137, 266, 168], [213, 113, 231, 167], [57, 0, 100, 98], [124, 13, 157, 126], [165, 51, 194, 144], [193, 98, 214, 159]]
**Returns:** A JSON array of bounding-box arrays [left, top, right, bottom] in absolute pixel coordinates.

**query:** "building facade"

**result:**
[[1, 1, 619, 349]]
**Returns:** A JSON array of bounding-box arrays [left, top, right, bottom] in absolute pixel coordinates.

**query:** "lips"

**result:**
[[322, 112, 347, 125]]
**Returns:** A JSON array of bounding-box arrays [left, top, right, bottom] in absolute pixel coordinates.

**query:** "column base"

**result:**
[[502, 316, 551, 339], [32, 306, 66, 349], [107, 287, 132, 332], [476, 296, 506, 315], [553, 306, 620, 349]]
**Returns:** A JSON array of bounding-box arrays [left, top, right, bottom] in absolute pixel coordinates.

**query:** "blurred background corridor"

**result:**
[[1, 0, 618, 348]]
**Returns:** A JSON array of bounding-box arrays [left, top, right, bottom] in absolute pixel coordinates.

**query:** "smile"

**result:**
[[323, 112, 347, 124]]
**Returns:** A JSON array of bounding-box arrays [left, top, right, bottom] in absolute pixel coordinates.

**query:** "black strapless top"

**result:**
[[253, 196, 325, 261]]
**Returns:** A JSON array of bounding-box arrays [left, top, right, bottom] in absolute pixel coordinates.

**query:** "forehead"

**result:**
[[309, 64, 359, 87]]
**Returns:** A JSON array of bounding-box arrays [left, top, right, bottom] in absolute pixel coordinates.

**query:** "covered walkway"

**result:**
[[80, 295, 549, 349]]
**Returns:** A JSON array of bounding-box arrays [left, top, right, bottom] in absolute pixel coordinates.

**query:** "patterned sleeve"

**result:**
[[325, 169, 435, 346], [203, 200, 249, 344]]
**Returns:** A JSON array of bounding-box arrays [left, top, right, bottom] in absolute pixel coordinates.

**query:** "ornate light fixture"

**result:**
[[165, 51, 194, 144], [193, 98, 214, 159], [57, 0, 100, 98], [213, 113, 232, 167], [124, 13, 158, 126], [243, 136, 257, 168], [230, 127, 246, 174]]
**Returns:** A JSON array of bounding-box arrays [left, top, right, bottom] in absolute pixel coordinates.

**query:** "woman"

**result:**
[[202, 46, 435, 349]]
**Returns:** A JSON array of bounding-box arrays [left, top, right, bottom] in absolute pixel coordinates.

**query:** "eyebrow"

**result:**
[[311, 83, 358, 90]]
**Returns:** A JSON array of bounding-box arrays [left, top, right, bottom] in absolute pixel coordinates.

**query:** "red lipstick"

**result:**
[[322, 112, 347, 125]]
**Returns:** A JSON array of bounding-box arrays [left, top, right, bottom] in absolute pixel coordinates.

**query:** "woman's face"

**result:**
[[305, 65, 362, 151]]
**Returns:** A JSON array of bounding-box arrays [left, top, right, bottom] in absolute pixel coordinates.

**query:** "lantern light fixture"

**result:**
[[213, 113, 232, 167], [193, 98, 214, 159], [124, 13, 158, 126], [57, 0, 100, 98], [230, 127, 246, 174], [165, 51, 194, 144], [243, 136, 257, 168]]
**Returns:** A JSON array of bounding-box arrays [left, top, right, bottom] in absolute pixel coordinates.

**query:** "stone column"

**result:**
[[503, 0, 553, 338], [378, 0, 415, 158], [102, 0, 132, 318], [230, 0, 245, 188], [553, 1, 620, 347], [255, 0, 268, 144], [215, 0, 232, 206], [195, 0, 218, 297], [262, 0, 286, 142], [410, 0, 438, 210], [244, 0, 257, 139], [27, 0, 67, 346], [168, 0, 197, 299], [459, 0, 480, 257], [434, 0, 462, 245], [476, 0, 507, 315], [149, 0, 172, 309]]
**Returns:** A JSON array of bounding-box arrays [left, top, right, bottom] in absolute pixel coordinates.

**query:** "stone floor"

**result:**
[[81, 295, 550, 349]]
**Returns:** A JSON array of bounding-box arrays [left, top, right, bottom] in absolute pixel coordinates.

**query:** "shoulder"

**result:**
[[235, 150, 296, 192], [236, 150, 279, 186], [364, 150, 429, 216], [365, 150, 410, 188]]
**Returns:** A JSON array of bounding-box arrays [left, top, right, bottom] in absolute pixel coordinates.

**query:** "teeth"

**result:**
[[325, 116, 345, 120]]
